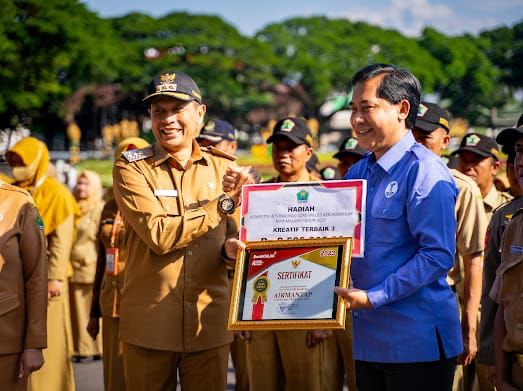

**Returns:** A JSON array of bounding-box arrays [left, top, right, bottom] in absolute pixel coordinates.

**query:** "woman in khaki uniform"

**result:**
[[87, 137, 150, 391], [70, 170, 103, 360], [0, 180, 47, 391], [6, 137, 79, 391]]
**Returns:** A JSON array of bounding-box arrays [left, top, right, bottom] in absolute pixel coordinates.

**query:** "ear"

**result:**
[[441, 133, 451, 149], [305, 147, 313, 161], [197, 104, 207, 124], [491, 158, 501, 175], [397, 99, 410, 122]]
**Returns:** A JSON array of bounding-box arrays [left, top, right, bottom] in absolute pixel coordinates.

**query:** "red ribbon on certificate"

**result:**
[[252, 271, 269, 320]]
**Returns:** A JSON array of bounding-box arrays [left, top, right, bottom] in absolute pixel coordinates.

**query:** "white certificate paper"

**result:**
[[240, 180, 366, 257]]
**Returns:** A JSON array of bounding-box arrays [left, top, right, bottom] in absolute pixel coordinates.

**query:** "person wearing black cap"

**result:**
[[480, 114, 523, 390], [414, 102, 489, 391], [455, 133, 512, 222], [333, 136, 367, 177], [197, 119, 238, 156], [244, 117, 331, 391], [112, 70, 258, 391]]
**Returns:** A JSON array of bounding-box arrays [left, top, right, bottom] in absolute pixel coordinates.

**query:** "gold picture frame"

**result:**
[[228, 237, 352, 330]]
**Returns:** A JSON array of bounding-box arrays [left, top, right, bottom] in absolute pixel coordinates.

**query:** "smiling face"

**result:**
[[350, 75, 410, 160], [149, 97, 206, 154]]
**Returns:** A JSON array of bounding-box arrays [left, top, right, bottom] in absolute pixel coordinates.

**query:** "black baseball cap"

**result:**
[[453, 132, 500, 160], [266, 117, 313, 147], [414, 102, 450, 133], [143, 71, 202, 103], [197, 119, 237, 143], [333, 136, 366, 159], [495, 114, 523, 146]]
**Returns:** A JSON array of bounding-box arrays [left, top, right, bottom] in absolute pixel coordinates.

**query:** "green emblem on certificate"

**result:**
[[297, 189, 309, 203]]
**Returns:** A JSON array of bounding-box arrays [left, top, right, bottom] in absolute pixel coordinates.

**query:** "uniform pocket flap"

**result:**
[[0, 292, 20, 316]]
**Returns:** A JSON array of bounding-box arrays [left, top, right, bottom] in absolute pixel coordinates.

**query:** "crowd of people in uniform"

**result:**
[[1, 63, 523, 391]]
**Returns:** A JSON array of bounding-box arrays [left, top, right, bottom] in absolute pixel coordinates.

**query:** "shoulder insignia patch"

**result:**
[[205, 146, 236, 161], [121, 146, 154, 162]]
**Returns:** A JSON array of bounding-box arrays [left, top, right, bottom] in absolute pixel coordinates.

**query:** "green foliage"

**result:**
[[0, 1, 520, 131]]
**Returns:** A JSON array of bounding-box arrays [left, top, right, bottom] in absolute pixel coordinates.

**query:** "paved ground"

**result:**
[[74, 357, 237, 391]]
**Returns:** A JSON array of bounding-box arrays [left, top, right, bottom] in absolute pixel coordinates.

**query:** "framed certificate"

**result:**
[[240, 180, 366, 257], [228, 237, 352, 330]]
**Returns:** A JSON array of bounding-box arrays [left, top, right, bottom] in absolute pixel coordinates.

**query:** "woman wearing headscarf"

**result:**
[[87, 137, 150, 391], [0, 179, 47, 390], [6, 137, 79, 391], [70, 170, 104, 361]]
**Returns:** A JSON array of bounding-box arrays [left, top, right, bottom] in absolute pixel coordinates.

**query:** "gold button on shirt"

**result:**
[[113, 141, 239, 352]]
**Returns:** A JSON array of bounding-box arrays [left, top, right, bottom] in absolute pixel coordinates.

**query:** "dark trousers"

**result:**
[[355, 357, 457, 391]]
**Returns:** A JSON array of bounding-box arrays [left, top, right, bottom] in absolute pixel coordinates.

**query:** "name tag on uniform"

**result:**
[[154, 189, 178, 197], [106, 247, 119, 275], [511, 245, 523, 255]]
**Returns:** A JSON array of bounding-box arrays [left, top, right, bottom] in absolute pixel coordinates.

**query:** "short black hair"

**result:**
[[351, 63, 421, 129]]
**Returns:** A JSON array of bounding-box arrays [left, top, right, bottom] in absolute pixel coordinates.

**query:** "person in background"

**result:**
[[0, 179, 47, 390], [333, 135, 367, 178], [413, 102, 488, 391], [87, 137, 150, 391], [455, 133, 513, 222], [70, 170, 104, 362], [243, 117, 332, 391], [491, 119, 523, 390], [197, 119, 238, 155], [6, 137, 78, 391], [479, 114, 523, 389], [336, 63, 462, 391]]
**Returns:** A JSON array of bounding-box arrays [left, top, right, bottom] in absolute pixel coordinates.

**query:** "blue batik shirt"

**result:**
[[344, 131, 463, 363]]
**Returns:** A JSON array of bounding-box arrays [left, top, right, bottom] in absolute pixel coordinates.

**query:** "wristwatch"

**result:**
[[218, 194, 236, 214]]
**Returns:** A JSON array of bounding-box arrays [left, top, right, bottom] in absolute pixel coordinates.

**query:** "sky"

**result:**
[[83, 0, 523, 37]]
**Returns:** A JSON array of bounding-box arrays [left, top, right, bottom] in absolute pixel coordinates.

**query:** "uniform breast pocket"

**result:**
[[158, 197, 180, 216], [370, 199, 406, 244]]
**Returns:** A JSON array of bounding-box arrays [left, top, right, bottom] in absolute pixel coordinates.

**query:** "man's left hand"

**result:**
[[18, 348, 44, 378], [224, 238, 245, 260], [334, 287, 373, 310]]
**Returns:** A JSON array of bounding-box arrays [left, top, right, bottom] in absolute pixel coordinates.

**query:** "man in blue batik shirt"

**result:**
[[335, 64, 462, 391]]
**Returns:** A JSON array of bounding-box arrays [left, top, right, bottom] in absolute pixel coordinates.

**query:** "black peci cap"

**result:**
[[266, 117, 314, 147], [143, 71, 202, 104]]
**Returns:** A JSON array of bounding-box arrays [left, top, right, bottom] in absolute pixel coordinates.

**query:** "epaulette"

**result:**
[[201, 146, 236, 161], [121, 146, 154, 162]]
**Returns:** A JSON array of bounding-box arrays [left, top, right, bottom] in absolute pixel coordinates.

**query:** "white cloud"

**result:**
[[334, 0, 499, 36]]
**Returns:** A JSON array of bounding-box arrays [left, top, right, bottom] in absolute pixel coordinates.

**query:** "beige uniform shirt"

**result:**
[[490, 209, 523, 352], [447, 169, 488, 288], [70, 203, 103, 284], [0, 183, 47, 354], [113, 141, 239, 352], [483, 185, 513, 223]]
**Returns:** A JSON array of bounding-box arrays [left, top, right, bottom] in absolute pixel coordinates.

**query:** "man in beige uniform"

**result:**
[[454, 132, 512, 390], [490, 121, 523, 390], [413, 103, 488, 390], [243, 117, 331, 391], [113, 71, 256, 391], [0, 181, 47, 390]]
